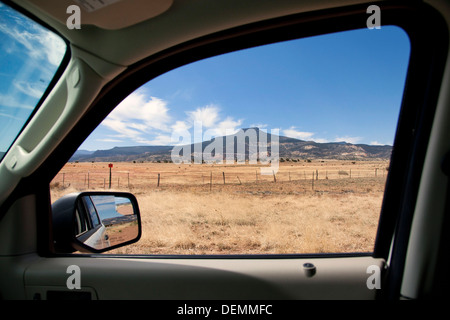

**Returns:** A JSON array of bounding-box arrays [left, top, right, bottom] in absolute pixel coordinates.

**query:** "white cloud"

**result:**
[[102, 118, 143, 139], [96, 92, 368, 149], [0, 93, 33, 110], [0, 18, 65, 66], [187, 105, 220, 127], [94, 92, 245, 147], [111, 92, 171, 131], [171, 120, 191, 133], [184, 105, 243, 141], [370, 141, 388, 146], [43, 31, 67, 66], [145, 134, 174, 146], [14, 80, 44, 99], [249, 123, 268, 129], [207, 117, 243, 138], [312, 138, 330, 143], [335, 136, 363, 144], [283, 126, 315, 141], [80, 94, 192, 147], [102, 92, 172, 144], [282, 127, 365, 144]]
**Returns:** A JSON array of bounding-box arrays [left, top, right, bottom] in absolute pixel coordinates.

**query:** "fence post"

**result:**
[[109, 164, 112, 189], [157, 173, 160, 187]]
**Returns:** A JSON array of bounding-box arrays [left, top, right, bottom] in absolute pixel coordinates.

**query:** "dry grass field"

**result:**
[[51, 159, 389, 255]]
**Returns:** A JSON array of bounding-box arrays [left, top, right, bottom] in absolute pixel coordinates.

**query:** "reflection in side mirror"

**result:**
[[52, 192, 141, 253], [75, 195, 140, 252]]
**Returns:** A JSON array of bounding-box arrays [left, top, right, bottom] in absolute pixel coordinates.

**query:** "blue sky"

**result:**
[[81, 25, 410, 151], [0, 3, 66, 153]]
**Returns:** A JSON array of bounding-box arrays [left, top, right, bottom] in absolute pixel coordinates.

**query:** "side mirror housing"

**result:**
[[52, 192, 141, 253]]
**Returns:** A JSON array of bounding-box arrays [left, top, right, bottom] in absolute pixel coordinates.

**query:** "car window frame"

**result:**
[[10, 1, 447, 274], [84, 196, 101, 228]]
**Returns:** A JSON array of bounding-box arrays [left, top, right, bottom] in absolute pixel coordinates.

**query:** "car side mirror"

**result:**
[[52, 192, 141, 253]]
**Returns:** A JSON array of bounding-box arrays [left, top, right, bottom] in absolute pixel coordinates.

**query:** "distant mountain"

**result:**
[[74, 149, 95, 156], [70, 146, 173, 162], [70, 128, 392, 162]]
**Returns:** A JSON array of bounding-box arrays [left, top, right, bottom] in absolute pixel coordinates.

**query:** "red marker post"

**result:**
[[108, 163, 113, 189]]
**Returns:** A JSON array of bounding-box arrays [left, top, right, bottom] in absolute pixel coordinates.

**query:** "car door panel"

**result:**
[[23, 255, 383, 300]]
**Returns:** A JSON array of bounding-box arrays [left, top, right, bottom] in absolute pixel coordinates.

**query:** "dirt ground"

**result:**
[[51, 159, 389, 255]]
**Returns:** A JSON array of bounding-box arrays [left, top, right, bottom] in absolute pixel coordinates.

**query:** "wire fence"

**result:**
[[51, 165, 389, 191]]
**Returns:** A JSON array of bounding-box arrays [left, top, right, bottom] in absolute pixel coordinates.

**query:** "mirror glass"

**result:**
[[74, 194, 139, 251]]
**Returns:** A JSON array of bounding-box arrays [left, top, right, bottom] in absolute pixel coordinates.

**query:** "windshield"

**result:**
[[0, 2, 67, 162]]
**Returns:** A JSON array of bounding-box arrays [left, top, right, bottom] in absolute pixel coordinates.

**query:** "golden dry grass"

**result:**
[[51, 160, 388, 255]]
